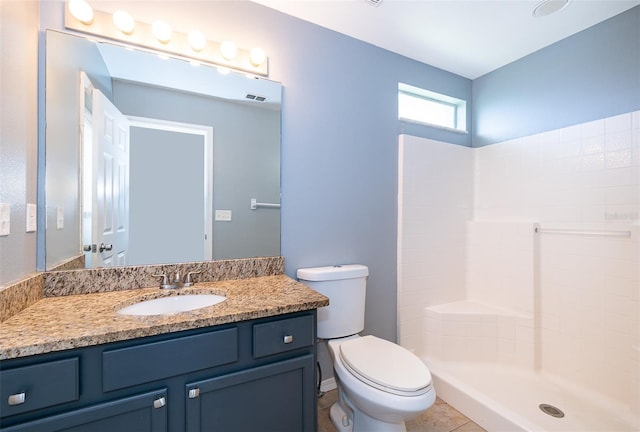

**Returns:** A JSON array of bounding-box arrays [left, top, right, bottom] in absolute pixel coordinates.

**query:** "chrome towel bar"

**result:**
[[250, 198, 281, 210], [534, 227, 631, 237]]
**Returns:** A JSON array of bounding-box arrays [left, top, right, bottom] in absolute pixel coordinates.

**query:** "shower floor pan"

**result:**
[[424, 359, 638, 432]]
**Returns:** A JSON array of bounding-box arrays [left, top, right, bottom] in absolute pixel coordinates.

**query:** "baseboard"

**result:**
[[320, 377, 337, 393]]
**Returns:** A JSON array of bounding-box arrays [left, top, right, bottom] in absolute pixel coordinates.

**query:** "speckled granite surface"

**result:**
[[43, 256, 285, 296], [0, 274, 43, 323], [0, 275, 328, 360]]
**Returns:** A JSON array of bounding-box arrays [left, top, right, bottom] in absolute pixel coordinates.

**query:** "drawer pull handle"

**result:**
[[283, 334, 294, 344], [8, 393, 26, 406], [188, 388, 200, 399], [153, 397, 166, 409]]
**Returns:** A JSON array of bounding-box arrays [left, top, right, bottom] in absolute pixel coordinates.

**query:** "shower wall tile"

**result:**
[[423, 302, 534, 367], [474, 111, 639, 410], [397, 135, 474, 355], [398, 111, 638, 412], [465, 221, 535, 316], [476, 111, 639, 228]]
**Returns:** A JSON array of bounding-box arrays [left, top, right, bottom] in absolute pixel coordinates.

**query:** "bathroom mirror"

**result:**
[[43, 30, 282, 270]]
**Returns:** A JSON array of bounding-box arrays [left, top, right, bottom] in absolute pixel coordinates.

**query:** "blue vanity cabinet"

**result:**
[[0, 389, 168, 432], [186, 355, 315, 432], [0, 311, 318, 432], [186, 314, 317, 432]]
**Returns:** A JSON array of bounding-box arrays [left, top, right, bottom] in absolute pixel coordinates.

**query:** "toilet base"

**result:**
[[329, 400, 408, 432], [330, 403, 353, 432]]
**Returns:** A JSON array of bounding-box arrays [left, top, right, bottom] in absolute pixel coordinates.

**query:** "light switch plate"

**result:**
[[26, 203, 37, 232], [215, 210, 232, 222], [56, 206, 64, 230], [0, 203, 10, 236]]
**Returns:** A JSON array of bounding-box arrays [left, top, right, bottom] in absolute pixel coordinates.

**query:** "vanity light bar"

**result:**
[[64, 4, 269, 77]]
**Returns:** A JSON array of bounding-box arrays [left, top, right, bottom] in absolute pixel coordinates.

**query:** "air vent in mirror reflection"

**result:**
[[245, 93, 266, 102]]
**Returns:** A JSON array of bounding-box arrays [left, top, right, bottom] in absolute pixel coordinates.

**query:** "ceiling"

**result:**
[[251, 0, 639, 79]]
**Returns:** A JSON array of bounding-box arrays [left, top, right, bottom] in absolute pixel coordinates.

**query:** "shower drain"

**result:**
[[539, 404, 565, 418]]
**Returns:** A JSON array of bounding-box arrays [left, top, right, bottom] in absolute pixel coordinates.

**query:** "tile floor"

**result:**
[[318, 389, 486, 432]]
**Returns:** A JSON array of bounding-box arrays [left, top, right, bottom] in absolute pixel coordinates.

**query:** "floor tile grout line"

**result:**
[[450, 420, 472, 432]]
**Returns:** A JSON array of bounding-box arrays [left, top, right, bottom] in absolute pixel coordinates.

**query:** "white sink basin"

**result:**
[[117, 294, 227, 316]]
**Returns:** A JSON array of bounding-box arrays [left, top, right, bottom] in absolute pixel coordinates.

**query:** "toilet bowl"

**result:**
[[296, 264, 436, 432], [327, 335, 435, 432]]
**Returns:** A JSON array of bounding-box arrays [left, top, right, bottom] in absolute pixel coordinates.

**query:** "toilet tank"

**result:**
[[297, 264, 369, 339]]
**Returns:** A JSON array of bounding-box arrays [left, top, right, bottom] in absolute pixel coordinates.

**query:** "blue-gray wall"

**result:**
[[0, 0, 39, 285], [36, 2, 639, 344], [473, 5, 640, 147], [37, 1, 472, 341], [261, 6, 472, 342]]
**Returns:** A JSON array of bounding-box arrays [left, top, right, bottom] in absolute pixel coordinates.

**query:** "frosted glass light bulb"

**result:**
[[68, 0, 94, 24], [249, 47, 266, 66], [152, 20, 172, 44], [188, 30, 207, 52], [113, 10, 135, 34], [220, 41, 237, 60]]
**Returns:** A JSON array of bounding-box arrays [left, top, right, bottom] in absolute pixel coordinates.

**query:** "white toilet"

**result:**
[[297, 264, 435, 432]]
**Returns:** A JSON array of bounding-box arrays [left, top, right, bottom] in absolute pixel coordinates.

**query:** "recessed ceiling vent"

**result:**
[[366, 0, 383, 6], [532, 0, 570, 17], [245, 93, 266, 102]]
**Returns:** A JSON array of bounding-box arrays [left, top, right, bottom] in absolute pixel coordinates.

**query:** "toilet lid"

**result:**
[[339, 335, 432, 396]]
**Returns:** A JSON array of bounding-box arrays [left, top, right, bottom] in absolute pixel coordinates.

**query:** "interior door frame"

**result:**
[[79, 72, 94, 267], [126, 116, 214, 261]]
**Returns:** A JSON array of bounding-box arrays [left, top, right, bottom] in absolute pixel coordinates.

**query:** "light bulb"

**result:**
[[68, 0, 94, 24], [113, 10, 135, 34], [188, 30, 206, 52], [220, 41, 237, 60], [152, 20, 172, 44], [249, 47, 266, 66]]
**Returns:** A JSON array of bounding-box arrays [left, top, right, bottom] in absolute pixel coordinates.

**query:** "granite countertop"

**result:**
[[0, 275, 328, 360]]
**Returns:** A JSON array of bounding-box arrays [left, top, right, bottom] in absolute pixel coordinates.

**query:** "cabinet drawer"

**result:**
[[1, 388, 168, 432], [253, 315, 314, 358], [0, 357, 79, 417], [103, 328, 238, 392]]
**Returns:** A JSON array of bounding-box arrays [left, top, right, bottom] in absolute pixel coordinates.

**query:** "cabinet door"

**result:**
[[1, 389, 167, 432], [186, 354, 316, 432]]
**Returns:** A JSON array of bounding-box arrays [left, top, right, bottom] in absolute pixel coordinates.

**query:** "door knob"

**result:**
[[99, 243, 113, 252]]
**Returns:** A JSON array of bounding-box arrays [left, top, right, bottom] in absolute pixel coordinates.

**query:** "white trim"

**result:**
[[79, 72, 94, 267], [399, 117, 469, 135], [126, 116, 214, 261], [320, 377, 337, 393]]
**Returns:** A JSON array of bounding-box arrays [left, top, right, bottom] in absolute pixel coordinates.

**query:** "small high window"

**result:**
[[398, 83, 467, 132]]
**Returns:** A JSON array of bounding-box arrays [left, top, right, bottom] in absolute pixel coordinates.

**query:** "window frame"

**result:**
[[398, 83, 468, 134]]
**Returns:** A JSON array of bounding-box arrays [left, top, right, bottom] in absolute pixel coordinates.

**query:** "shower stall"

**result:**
[[397, 112, 639, 431]]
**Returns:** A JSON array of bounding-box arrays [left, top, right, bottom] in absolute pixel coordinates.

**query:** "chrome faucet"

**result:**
[[153, 271, 201, 289], [183, 271, 201, 287]]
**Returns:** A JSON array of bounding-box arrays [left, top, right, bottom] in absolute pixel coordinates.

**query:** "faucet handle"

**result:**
[[153, 273, 175, 289], [184, 271, 202, 287]]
